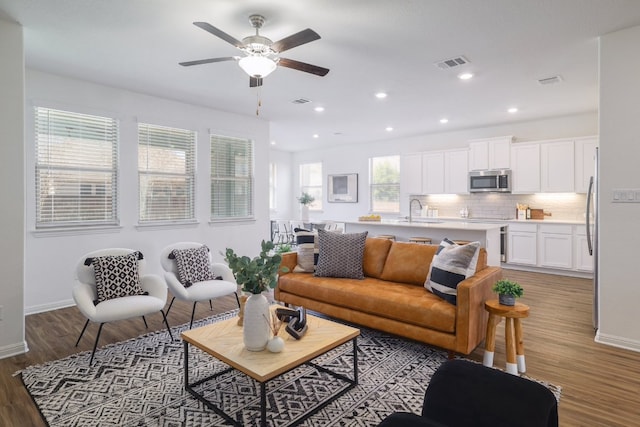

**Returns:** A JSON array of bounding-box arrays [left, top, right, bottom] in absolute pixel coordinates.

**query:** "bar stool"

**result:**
[[376, 235, 396, 241], [483, 299, 530, 375], [409, 237, 432, 244]]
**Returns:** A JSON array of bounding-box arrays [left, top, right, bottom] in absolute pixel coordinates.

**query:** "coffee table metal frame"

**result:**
[[182, 314, 359, 427]]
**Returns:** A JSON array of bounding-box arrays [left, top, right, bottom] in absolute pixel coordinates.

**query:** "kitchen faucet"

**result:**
[[409, 198, 422, 223]]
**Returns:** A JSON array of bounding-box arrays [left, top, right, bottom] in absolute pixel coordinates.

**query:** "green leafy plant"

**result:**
[[275, 243, 292, 253], [224, 240, 288, 295], [492, 279, 524, 298], [297, 192, 315, 206]]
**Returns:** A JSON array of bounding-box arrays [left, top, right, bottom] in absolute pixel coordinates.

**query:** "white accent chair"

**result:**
[[73, 248, 173, 365], [160, 242, 239, 329]]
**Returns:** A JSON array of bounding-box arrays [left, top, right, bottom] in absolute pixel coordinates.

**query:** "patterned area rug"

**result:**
[[21, 310, 560, 426]]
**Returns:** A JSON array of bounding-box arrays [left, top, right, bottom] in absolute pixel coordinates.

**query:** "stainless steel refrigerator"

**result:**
[[586, 147, 599, 331]]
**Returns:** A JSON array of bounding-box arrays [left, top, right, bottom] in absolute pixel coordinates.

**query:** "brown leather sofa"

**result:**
[[275, 237, 502, 355]]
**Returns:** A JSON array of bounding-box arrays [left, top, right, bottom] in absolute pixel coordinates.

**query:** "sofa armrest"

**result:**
[[279, 251, 298, 275], [454, 266, 502, 354]]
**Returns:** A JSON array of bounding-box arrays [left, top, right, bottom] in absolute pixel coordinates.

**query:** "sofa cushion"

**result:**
[[315, 230, 368, 279], [425, 239, 481, 305], [278, 273, 456, 333], [379, 242, 438, 286], [293, 229, 319, 272], [362, 237, 393, 278]]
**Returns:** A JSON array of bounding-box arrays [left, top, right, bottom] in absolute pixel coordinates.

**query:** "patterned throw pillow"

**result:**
[[171, 245, 215, 287], [425, 238, 481, 305], [314, 230, 368, 279], [93, 251, 145, 304], [294, 229, 319, 272]]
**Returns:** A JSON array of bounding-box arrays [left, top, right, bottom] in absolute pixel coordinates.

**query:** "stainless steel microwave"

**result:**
[[469, 169, 512, 193]]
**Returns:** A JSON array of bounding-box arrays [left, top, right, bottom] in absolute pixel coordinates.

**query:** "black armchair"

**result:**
[[378, 359, 558, 427]]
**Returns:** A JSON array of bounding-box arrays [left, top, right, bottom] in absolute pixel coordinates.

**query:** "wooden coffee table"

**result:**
[[181, 309, 360, 427]]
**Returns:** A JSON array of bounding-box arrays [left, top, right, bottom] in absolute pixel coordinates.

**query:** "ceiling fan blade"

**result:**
[[249, 76, 263, 87], [193, 22, 244, 49], [271, 28, 320, 53], [278, 58, 329, 76], [179, 57, 239, 67]]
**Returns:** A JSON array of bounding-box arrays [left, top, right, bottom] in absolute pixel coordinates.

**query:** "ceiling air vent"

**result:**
[[435, 55, 470, 70], [291, 98, 311, 104], [537, 75, 563, 85]]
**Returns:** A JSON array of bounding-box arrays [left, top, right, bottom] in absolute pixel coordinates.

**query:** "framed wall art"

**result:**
[[328, 173, 358, 203]]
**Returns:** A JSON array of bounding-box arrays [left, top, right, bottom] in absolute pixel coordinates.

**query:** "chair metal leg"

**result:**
[[142, 316, 148, 328], [189, 302, 197, 329], [166, 296, 176, 317], [160, 309, 173, 341], [89, 323, 105, 365], [209, 299, 213, 310], [75, 319, 90, 347], [234, 292, 241, 308]]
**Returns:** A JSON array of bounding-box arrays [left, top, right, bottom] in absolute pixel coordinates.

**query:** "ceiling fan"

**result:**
[[179, 14, 330, 87]]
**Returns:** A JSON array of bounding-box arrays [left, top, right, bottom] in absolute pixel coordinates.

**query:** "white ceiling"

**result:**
[[2, 0, 640, 152]]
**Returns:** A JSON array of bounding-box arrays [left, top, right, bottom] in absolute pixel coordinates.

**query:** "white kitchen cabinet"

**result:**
[[507, 223, 537, 266], [422, 151, 445, 194], [444, 149, 469, 194], [574, 136, 599, 193], [540, 140, 575, 192], [468, 136, 512, 171], [574, 225, 594, 272], [510, 142, 540, 193], [401, 152, 423, 195], [538, 224, 573, 269]]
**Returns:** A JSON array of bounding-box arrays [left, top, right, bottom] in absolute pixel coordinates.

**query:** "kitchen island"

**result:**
[[344, 219, 504, 266]]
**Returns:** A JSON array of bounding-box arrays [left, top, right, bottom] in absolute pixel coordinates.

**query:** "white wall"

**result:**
[[597, 24, 640, 351], [24, 70, 271, 315], [269, 148, 293, 220], [285, 112, 597, 221], [0, 18, 26, 358]]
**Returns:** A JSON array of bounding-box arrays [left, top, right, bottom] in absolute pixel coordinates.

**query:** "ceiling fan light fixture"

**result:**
[[238, 55, 277, 78]]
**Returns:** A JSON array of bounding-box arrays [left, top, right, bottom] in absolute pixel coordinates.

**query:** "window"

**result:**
[[138, 123, 196, 223], [211, 134, 254, 220], [370, 155, 400, 213], [269, 162, 277, 211], [299, 162, 323, 210], [35, 107, 118, 228]]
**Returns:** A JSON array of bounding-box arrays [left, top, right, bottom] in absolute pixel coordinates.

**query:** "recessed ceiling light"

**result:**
[[458, 72, 474, 80], [508, 107, 518, 113], [314, 106, 325, 112], [313, 134, 319, 139], [375, 92, 388, 99], [385, 126, 394, 132], [270, 141, 276, 145], [440, 118, 449, 124]]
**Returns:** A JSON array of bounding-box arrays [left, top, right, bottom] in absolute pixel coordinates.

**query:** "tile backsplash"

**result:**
[[412, 193, 587, 222]]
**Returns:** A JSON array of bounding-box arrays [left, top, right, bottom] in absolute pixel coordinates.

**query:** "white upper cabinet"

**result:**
[[574, 136, 599, 193], [445, 149, 469, 194], [510, 142, 541, 193], [540, 140, 575, 192], [422, 151, 445, 194], [400, 152, 423, 195], [468, 136, 513, 171]]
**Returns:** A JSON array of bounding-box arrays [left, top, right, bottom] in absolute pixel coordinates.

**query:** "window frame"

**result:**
[[34, 106, 119, 229], [137, 122, 196, 225], [299, 162, 323, 211], [369, 155, 401, 214]]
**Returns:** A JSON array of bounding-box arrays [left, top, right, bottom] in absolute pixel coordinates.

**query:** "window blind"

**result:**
[[370, 155, 400, 213], [210, 134, 254, 220], [35, 107, 119, 228], [138, 123, 196, 223]]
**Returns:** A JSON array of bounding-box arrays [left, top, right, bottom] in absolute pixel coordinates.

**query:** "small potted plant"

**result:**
[[492, 279, 524, 306], [297, 192, 315, 222]]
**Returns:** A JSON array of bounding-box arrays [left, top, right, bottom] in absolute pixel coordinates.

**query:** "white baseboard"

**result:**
[[0, 340, 29, 360], [501, 263, 593, 279], [25, 299, 75, 315], [595, 331, 640, 353]]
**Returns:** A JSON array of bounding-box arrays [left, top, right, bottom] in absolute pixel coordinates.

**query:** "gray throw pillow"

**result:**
[[425, 238, 480, 305], [314, 230, 368, 279]]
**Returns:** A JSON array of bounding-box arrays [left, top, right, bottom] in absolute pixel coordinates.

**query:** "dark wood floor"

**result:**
[[2, 271, 640, 426]]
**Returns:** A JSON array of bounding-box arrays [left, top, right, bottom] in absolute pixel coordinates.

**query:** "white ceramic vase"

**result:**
[[243, 293, 270, 351], [301, 204, 309, 222]]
